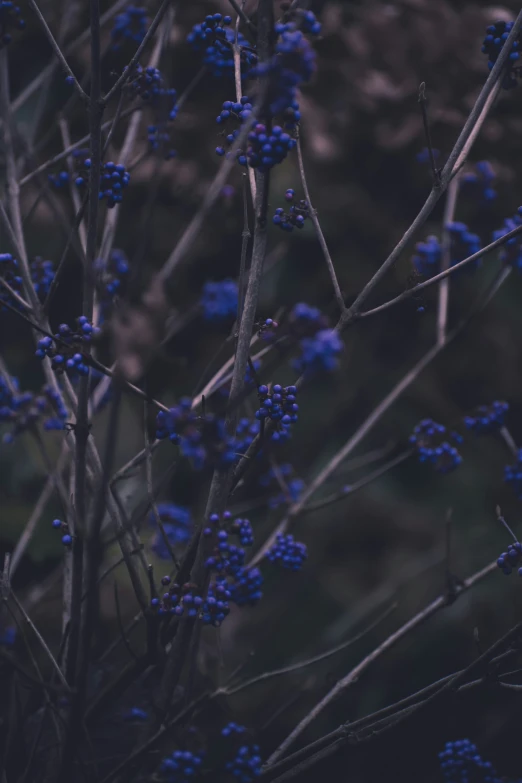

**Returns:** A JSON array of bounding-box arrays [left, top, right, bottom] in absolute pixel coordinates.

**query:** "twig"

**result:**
[[418, 82, 440, 186], [264, 554, 501, 765], [437, 175, 460, 346], [296, 133, 345, 313], [222, 603, 397, 696]]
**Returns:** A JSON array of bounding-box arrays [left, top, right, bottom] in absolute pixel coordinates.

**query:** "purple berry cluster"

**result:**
[[200, 279, 238, 321], [187, 13, 256, 78], [215, 96, 297, 171], [221, 723, 262, 783], [409, 419, 463, 474], [203, 512, 263, 611], [266, 533, 307, 571], [412, 223, 481, 279], [0, 253, 55, 309], [294, 329, 343, 374], [227, 566, 264, 606], [438, 738, 520, 783], [98, 161, 131, 207], [482, 21, 521, 89], [461, 160, 497, 202], [110, 5, 148, 51], [463, 401, 509, 433], [0, 375, 68, 442], [504, 448, 522, 498], [52, 518, 72, 547], [259, 463, 305, 508], [253, 21, 316, 119], [492, 207, 522, 271], [0, 2, 25, 48], [35, 317, 100, 376], [125, 64, 178, 159], [0, 624, 15, 647], [149, 503, 192, 559], [159, 749, 204, 782], [155, 398, 238, 470], [273, 188, 310, 232], [296, 9, 322, 36], [255, 384, 299, 431], [497, 541, 522, 576]]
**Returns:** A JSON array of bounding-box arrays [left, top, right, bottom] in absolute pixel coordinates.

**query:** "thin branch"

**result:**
[[27, 0, 89, 105], [296, 133, 345, 313], [222, 603, 396, 696], [437, 175, 460, 346], [264, 555, 500, 765]]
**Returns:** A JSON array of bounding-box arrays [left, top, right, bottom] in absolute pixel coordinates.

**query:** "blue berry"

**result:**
[[0, 2, 25, 48], [481, 21, 521, 89], [293, 329, 343, 374], [266, 533, 307, 571], [463, 401, 509, 433], [505, 448, 522, 498], [110, 5, 148, 51], [410, 419, 463, 474], [200, 279, 238, 321]]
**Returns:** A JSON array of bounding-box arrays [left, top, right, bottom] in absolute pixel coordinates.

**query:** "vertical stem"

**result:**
[[437, 175, 460, 346]]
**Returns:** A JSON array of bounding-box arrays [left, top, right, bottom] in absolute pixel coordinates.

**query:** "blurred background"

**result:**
[[3, 0, 522, 780]]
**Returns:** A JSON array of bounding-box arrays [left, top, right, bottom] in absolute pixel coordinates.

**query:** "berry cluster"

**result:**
[[253, 22, 316, 119], [504, 448, 522, 499], [52, 518, 72, 547], [203, 512, 263, 611], [412, 223, 481, 279], [482, 21, 521, 89], [293, 329, 343, 374], [110, 5, 148, 51], [221, 723, 262, 783], [35, 317, 100, 376], [149, 503, 192, 559], [0, 375, 68, 442], [215, 97, 297, 171], [288, 302, 329, 335], [230, 517, 254, 546], [235, 417, 262, 452], [461, 160, 497, 203], [124, 64, 178, 159], [438, 738, 518, 783], [159, 749, 204, 783], [200, 279, 238, 321], [259, 463, 305, 508], [98, 161, 131, 207], [94, 248, 129, 322], [227, 566, 264, 606], [0, 2, 25, 48], [409, 419, 463, 474], [187, 13, 256, 78], [492, 207, 522, 271], [296, 9, 322, 36], [463, 401, 509, 433], [155, 398, 238, 470], [255, 384, 299, 430], [273, 189, 311, 231], [266, 533, 307, 571], [497, 541, 522, 576], [0, 253, 55, 309]]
